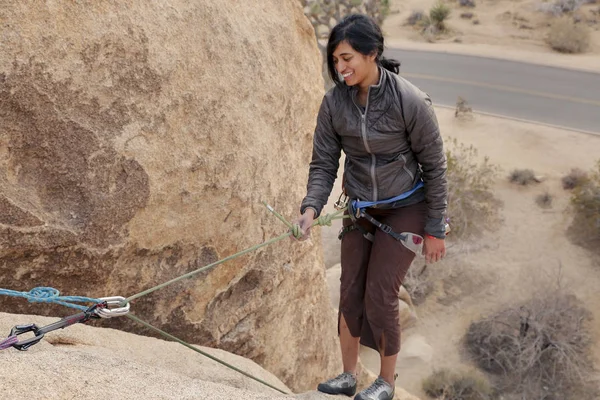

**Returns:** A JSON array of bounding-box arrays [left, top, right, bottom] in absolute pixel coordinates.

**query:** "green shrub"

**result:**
[[430, 1, 452, 30]]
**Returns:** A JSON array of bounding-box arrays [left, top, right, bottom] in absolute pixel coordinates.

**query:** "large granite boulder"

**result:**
[[0, 0, 339, 391]]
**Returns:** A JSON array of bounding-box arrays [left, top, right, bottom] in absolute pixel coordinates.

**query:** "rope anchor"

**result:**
[[3, 295, 130, 351]]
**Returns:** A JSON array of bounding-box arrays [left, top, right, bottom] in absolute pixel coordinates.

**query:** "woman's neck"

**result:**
[[358, 64, 380, 95]]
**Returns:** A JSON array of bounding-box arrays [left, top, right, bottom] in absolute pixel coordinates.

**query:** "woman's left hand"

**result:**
[[423, 235, 446, 263]]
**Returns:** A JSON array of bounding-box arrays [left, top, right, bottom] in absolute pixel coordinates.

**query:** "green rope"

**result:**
[[126, 314, 289, 395], [124, 232, 291, 304], [124, 206, 347, 305], [118, 204, 348, 395]]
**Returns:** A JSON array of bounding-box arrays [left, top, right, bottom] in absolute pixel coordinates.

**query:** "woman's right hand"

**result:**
[[292, 208, 316, 241]]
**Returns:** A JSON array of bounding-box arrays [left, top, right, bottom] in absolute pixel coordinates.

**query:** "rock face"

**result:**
[[0, 312, 421, 400], [0, 0, 340, 391]]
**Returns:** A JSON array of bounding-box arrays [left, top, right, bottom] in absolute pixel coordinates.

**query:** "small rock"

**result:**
[[459, 0, 476, 7], [473, 19, 480, 25], [461, 12, 474, 19]]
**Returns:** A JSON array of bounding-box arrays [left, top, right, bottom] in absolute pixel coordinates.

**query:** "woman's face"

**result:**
[[332, 40, 376, 87]]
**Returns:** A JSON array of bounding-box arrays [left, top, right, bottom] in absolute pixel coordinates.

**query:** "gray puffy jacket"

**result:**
[[300, 67, 448, 238]]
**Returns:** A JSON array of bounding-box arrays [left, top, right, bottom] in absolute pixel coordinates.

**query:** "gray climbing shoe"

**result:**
[[317, 372, 357, 396], [354, 376, 395, 400]]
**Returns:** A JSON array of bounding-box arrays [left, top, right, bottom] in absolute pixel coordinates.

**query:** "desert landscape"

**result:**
[[321, 106, 600, 399], [1, 0, 599, 399], [382, 0, 600, 71]]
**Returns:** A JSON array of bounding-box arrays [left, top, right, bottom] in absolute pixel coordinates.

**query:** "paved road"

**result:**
[[383, 48, 600, 134]]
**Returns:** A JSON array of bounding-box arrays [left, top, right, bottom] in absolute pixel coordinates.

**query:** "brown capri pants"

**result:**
[[338, 200, 427, 356]]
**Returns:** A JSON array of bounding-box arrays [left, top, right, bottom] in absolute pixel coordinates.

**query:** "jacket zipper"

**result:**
[[352, 90, 377, 201], [399, 154, 415, 180]]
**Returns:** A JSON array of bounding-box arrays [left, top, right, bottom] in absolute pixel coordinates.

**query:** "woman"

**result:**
[[294, 14, 448, 400]]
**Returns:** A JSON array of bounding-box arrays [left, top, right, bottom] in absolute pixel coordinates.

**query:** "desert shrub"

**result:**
[[407, 10, 425, 25], [464, 288, 597, 399], [535, 191, 553, 208], [301, 0, 390, 39], [547, 17, 591, 53], [459, 0, 476, 7], [538, 0, 585, 15], [562, 167, 589, 189], [430, 1, 452, 30], [445, 137, 502, 239], [508, 168, 538, 185], [554, 0, 585, 13], [300, 0, 391, 87], [402, 264, 434, 305], [568, 161, 600, 251], [423, 368, 493, 400]]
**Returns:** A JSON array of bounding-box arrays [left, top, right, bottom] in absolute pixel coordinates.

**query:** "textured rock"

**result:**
[[0, 0, 339, 392], [0, 312, 421, 400]]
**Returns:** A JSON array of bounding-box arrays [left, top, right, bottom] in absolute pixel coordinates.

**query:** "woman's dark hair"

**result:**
[[326, 14, 400, 86]]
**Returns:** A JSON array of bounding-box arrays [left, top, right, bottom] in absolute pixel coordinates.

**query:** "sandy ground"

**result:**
[[382, 0, 600, 72], [319, 106, 600, 398]]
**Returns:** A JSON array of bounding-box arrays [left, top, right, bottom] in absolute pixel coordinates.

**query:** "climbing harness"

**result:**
[[0, 202, 345, 395], [335, 180, 450, 255]]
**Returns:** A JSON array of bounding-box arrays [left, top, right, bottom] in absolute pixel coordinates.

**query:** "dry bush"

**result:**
[[567, 161, 600, 252], [508, 168, 538, 185], [459, 0, 476, 7], [407, 10, 425, 26], [547, 17, 591, 53], [464, 284, 598, 399], [538, 0, 585, 15], [455, 96, 473, 118], [445, 137, 502, 239], [300, 0, 391, 88], [402, 264, 434, 306], [562, 167, 589, 189], [535, 191, 553, 209], [301, 0, 390, 41], [422, 368, 493, 400]]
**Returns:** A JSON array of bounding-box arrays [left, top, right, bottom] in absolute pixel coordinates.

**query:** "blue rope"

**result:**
[[0, 287, 101, 311]]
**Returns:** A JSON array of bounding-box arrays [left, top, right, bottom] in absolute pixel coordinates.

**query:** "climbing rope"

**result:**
[[127, 313, 289, 395], [123, 204, 347, 305], [0, 202, 348, 394], [0, 287, 102, 311]]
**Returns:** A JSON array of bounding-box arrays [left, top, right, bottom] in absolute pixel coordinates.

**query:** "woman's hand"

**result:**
[[292, 208, 315, 241], [423, 235, 446, 263]]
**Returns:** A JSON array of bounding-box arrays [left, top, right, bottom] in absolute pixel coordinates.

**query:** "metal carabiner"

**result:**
[[8, 324, 45, 351], [94, 296, 130, 319]]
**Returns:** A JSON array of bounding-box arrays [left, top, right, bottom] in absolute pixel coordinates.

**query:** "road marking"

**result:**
[[435, 104, 600, 137], [403, 72, 600, 107]]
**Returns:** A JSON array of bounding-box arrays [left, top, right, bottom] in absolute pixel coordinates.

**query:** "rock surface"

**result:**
[[0, 0, 338, 392], [0, 312, 421, 400]]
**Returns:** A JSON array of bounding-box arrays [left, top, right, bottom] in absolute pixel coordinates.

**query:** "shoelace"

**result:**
[[363, 378, 389, 396], [329, 372, 353, 385]]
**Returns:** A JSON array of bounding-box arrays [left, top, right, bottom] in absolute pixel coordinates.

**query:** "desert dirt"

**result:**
[[318, 106, 600, 398], [382, 0, 600, 73]]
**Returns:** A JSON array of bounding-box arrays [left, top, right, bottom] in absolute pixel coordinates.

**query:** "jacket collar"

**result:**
[[347, 65, 389, 102]]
